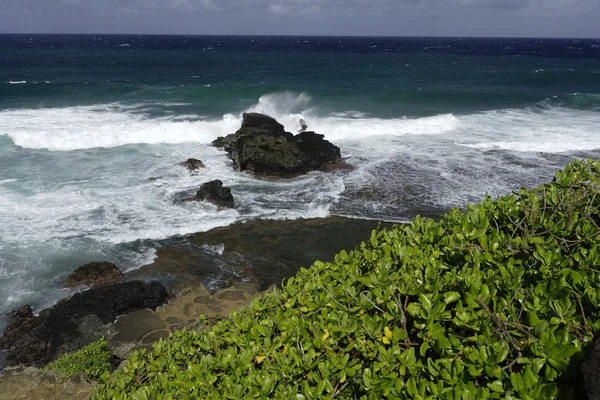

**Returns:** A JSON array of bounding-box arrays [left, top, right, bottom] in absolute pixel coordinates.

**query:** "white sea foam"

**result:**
[[0, 93, 460, 151], [455, 106, 600, 153], [331, 110, 367, 118], [1, 91, 597, 157], [0, 106, 239, 150], [7, 81, 26, 84], [462, 140, 600, 153], [2, 91, 600, 329], [312, 114, 459, 142], [203, 244, 225, 256], [0, 93, 598, 248], [121, 247, 158, 272]]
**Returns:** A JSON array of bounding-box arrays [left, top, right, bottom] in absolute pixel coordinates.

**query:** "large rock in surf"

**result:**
[[0, 281, 169, 366], [63, 261, 123, 288], [195, 180, 234, 208], [212, 113, 341, 178]]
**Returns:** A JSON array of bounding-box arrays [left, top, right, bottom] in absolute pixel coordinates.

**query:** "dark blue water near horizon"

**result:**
[[2, 35, 600, 117], [1, 34, 599, 58]]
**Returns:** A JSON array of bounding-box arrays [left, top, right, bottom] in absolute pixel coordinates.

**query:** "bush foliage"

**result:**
[[43, 337, 112, 382], [96, 159, 600, 399]]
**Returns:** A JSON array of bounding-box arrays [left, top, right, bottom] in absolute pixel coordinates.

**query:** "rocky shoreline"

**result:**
[[0, 215, 394, 398], [0, 113, 393, 398], [0, 280, 275, 400]]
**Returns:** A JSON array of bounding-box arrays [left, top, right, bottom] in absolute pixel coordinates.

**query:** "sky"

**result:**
[[0, 0, 598, 38]]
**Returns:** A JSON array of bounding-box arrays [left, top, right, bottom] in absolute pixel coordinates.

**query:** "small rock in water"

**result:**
[[178, 158, 205, 173], [63, 261, 123, 288], [194, 180, 234, 209]]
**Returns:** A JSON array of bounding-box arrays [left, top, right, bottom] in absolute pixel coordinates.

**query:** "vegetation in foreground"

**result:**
[[43, 337, 112, 382], [61, 159, 600, 399]]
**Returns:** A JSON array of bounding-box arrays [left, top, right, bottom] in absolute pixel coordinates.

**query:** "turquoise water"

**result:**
[[1, 35, 600, 328]]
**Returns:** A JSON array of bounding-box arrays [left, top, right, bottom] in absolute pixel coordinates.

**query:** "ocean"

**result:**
[[1, 34, 599, 331]]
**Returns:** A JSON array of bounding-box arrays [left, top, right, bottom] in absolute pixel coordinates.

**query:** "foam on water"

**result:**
[[0, 105, 239, 150], [1, 91, 600, 330], [4, 92, 594, 156], [456, 106, 600, 153], [0, 94, 460, 152]]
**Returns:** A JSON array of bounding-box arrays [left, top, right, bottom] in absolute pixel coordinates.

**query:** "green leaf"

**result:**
[[487, 381, 504, 393], [444, 292, 461, 304], [419, 294, 432, 311], [407, 303, 422, 317]]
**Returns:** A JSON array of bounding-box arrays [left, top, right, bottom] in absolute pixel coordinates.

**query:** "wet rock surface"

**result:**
[[107, 281, 267, 361], [0, 281, 169, 367], [178, 158, 205, 173], [63, 261, 123, 288], [194, 180, 235, 208], [131, 216, 394, 291], [213, 113, 342, 178]]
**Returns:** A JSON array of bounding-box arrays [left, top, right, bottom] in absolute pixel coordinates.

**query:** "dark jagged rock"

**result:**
[[195, 180, 234, 208], [6, 304, 33, 320], [63, 261, 123, 288], [0, 281, 169, 366], [178, 158, 205, 173], [581, 338, 600, 400], [212, 113, 342, 178]]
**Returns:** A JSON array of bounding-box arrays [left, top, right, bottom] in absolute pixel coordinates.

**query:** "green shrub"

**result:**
[[44, 337, 112, 382], [96, 159, 600, 399]]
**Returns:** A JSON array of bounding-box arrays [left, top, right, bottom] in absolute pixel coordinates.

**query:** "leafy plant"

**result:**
[[95, 159, 600, 399], [44, 337, 112, 382]]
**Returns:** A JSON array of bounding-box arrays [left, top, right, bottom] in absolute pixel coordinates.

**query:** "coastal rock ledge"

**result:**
[[212, 113, 342, 178], [63, 261, 123, 288], [0, 281, 169, 366]]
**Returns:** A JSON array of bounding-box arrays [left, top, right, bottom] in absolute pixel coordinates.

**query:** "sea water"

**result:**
[[1, 35, 599, 329]]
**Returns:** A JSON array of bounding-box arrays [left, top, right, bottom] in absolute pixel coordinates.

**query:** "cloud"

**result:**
[[456, 0, 527, 8], [301, 4, 320, 14], [201, 0, 219, 10], [268, 3, 292, 15], [0, 0, 598, 36], [0, 0, 588, 14]]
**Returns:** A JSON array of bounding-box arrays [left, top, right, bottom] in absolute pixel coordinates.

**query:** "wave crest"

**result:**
[[0, 92, 461, 151]]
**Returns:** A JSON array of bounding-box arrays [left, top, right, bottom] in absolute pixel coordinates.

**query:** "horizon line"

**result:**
[[0, 32, 598, 40]]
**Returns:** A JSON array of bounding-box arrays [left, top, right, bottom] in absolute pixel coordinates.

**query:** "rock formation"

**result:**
[[194, 180, 234, 208], [63, 261, 123, 288], [212, 113, 341, 178], [0, 281, 169, 366], [178, 158, 205, 173]]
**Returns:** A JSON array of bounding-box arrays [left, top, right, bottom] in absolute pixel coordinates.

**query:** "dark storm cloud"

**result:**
[[0, 0, 598, 37]]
